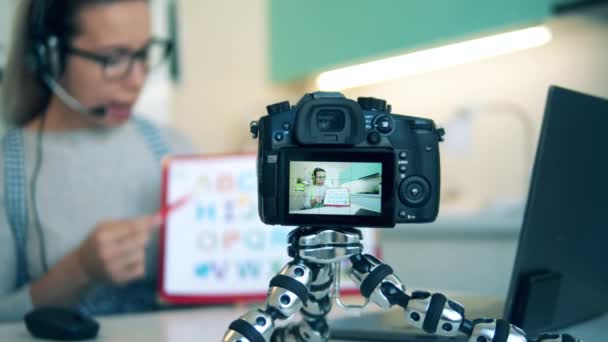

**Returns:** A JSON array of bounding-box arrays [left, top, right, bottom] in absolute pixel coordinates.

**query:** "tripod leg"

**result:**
[[223, 261, 313, 342], [347, 253, 580, 342], [224, 225, 361, 342], [271, 317, 330, 342], [272, 264, 333, 342]]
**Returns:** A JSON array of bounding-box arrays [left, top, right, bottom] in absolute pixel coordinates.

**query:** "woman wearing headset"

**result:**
[[0, 0, 193, 321]]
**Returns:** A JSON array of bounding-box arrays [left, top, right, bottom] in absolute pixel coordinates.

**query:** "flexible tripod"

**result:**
[[223, 227, 580, 342]]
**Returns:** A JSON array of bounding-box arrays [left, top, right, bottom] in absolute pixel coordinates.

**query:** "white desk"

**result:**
[[0, 306, 240, 342], [1, 297, 606, 341]]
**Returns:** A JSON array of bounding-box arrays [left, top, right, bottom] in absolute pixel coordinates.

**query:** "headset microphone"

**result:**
[[41, 73, 108, 118], [89, 106, 108, 118]]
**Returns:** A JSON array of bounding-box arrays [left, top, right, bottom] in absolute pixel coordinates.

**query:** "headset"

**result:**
[[28, 0, 108, 117], [26, 0, 110, 275]]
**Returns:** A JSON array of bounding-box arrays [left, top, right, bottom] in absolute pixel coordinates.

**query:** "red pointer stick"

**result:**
[[158, 193, 193, 220]]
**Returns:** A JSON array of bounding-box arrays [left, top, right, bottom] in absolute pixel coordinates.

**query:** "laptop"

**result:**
[[330, 86, 608, 341], [503, 86, 608, 334]]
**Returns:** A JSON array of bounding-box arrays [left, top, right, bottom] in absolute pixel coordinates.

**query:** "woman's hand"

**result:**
[[76, 214, 162, 285], [310, 197, 319, 207], [311, 196, 323, 207]]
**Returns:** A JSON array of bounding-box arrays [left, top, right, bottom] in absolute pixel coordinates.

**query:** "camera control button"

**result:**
[[399, 151, 408, 159], [358, 97, 373, 110], [399, 210, 407, 218], [358, 97, 387, 111], [267, 101, 291, 115], [412, 120, 434, 132], [375, 116, 393, 134], [274, 132, 284, 141], [282, 122, 291, 130], [367, 132, 381, 145], [371, 98, 387, 111], [399, 176, 431, 208], [399, 165, 408, 173]]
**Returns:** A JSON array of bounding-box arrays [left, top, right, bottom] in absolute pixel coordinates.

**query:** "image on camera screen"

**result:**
[[289, 161, 382, 216]]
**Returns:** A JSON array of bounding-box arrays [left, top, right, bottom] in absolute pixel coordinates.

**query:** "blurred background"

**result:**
[[1, 0, 607, 298]]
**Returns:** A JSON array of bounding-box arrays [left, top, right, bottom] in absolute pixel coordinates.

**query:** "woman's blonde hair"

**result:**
[[0, 0, 145, 128]]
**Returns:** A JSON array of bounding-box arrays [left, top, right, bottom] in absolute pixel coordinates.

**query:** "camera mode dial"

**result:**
[[374, 115, 394, 134]]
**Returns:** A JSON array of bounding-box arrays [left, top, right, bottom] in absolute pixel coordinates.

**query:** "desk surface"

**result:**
[[1, 296, 606, 341]]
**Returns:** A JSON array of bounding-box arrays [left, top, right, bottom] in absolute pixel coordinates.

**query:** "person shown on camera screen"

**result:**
[[303, 168, 327, 209]]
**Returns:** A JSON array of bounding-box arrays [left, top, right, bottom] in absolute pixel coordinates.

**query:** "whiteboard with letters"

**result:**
[[324, 187, 351, 206], [158, 154, 379, 304]]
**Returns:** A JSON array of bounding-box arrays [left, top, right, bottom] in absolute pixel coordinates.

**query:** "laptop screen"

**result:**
[[504, 86, 608, 334]]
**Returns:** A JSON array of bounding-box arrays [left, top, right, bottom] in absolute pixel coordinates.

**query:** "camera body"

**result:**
[[252, 92, 444, 228]]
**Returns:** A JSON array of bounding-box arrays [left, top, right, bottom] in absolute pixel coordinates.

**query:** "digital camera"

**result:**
[[250, 92, 445, 228]]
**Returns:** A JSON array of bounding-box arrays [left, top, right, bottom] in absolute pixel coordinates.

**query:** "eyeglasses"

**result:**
[[64, 38, 173, 81]]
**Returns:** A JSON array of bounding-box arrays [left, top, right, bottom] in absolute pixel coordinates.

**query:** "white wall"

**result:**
[[173, 2, 608, 210], [172, 0, 308, 154], [0, 1, 16, 63], [381, 234, 518, 297], [0, 1, 18, 71], [134, 0, 173, 124], [0, 0, 18, 135]]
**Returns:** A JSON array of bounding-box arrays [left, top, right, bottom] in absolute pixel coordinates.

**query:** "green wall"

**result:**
[[339, 163, 381, 183], [270, 0, 552, 82]]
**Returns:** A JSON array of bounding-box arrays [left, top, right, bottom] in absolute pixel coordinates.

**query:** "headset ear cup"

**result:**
[[46, 36, 61, 78], [31, 41, 48, 77], [30, 39, 45, 75], [32, 36, 60, 79]]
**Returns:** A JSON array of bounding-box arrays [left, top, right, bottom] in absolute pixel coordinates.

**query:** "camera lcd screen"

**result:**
[[289, 161, 382, 216], [280, 149, 395, 227]]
